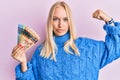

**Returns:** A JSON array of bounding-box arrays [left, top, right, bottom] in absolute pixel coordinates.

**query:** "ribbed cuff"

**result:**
[[103, 22, 120, 35], [15, 62, 32, 79]]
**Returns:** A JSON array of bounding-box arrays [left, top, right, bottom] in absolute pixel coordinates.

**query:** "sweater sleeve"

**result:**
[[15, 62, 35, 80], [15, 46, 41, 80], [99, 22, 120, 69]]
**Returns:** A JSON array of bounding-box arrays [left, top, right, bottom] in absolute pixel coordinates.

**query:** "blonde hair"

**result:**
[[40, 1, 80, 61]]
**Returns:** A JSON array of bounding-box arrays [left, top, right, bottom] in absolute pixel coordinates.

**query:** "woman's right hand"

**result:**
[[11, 44, 28, 72], [11, 44, 27, 63]]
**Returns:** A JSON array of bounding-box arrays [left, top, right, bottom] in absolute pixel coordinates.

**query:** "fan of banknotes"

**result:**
[[17, 24, 40, 50]]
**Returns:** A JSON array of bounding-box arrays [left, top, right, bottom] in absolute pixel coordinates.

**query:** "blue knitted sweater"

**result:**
[[16, 22, 120, 80]]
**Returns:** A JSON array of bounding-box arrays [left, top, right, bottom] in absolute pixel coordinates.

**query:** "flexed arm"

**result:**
[[92, 10, 120, 68]]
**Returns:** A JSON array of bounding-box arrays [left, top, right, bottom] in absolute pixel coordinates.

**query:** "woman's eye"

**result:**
[[63, 18, 68, 21], [53, 18, 59, 21]]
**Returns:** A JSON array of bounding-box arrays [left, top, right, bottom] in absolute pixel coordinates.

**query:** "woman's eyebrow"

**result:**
[[53, 16, 58, 18], [53, 16, 68, 19], [63, 17, 68, 19]]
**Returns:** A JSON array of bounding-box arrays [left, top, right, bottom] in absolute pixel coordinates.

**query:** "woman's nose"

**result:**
[[59, 19, 63, 27]]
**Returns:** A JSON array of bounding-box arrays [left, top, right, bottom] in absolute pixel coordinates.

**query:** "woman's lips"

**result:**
[[56, 29, 64, 33]]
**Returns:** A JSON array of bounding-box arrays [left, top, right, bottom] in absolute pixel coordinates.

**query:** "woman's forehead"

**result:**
[[53, 6, 67, 17]]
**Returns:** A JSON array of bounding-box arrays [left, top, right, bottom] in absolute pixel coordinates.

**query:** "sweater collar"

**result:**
[[54, 32, 70, 46]]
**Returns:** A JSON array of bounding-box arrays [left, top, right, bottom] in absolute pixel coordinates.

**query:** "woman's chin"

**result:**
[[55, 32, 67, 36]]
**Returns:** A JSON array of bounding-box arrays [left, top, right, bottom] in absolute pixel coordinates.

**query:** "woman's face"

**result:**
[[52, 6, 69, 36]]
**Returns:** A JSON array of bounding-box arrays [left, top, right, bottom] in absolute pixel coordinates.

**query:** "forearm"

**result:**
[[21, 62, 28, 72], [104, 22, 120, 61], [104, 17, 112, 23]]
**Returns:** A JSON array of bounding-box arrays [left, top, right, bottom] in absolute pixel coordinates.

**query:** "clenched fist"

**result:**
[[92, 9, 112, 22]]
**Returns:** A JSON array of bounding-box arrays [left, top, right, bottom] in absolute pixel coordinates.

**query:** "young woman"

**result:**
[[12, 1, 120, 80]]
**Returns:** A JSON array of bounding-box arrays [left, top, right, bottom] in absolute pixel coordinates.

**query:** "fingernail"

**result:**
[[18, 44, 24, 48]]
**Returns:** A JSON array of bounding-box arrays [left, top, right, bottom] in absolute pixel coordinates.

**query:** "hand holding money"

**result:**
[[11, 24, 40, 72]]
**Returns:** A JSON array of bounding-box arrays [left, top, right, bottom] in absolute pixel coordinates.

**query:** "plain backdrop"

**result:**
[[0, 0, 120, 80]]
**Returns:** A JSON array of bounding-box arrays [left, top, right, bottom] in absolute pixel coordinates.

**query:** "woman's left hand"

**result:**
[[92, 9, 112, 22]]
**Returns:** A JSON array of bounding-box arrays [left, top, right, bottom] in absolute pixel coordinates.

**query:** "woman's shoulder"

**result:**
[[32, 43, 44, 57], [75, 37, 103, 45], [35, 43, 44, 51]]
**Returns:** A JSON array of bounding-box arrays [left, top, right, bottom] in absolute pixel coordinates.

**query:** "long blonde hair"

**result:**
[[40, 1, 80, 61]]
